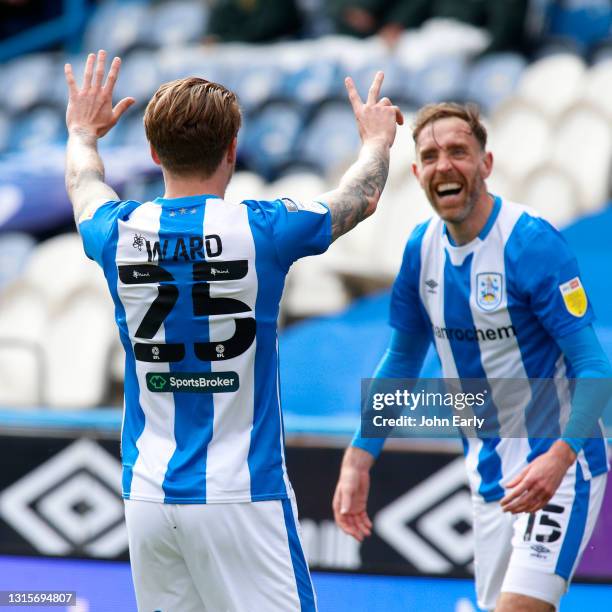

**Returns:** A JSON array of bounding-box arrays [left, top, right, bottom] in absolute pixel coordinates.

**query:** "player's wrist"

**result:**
[[550, 439, 578, 467], [344, 446, 376, 471], [68, 125, 100, 142]]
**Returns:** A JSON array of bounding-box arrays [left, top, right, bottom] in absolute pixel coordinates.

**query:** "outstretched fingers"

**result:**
[[82, 52, 95, 90], [367, 71, 384, 104], [64, 63, 78, 96], [103, 56, 122, 93], [93, 50, 107, 89], [345, 76, 363, 115], [112, 97, 136, 122]]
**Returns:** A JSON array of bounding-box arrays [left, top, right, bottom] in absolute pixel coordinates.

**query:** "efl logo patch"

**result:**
[[559, 277, 587, 317], [476, 273, 502, 311], [281, 198, 327, 214]]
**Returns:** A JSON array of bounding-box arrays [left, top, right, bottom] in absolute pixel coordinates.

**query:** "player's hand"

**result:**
[[332, 447, 374, 542], [500, 441, 576, 514], [345, 71, 404, 150], [65, 49, 135, 138]]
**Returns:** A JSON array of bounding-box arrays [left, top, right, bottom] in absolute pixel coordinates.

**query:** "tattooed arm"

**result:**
[[319, 71, 403, 241], [64, 50, 134, 225]]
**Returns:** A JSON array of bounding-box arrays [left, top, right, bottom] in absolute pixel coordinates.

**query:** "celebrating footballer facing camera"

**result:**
[[334, 103, 612, 612]]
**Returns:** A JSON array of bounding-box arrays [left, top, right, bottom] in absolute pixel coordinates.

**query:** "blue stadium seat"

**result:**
[[297, 101, 360, 174], [230, 63, 285, 113], [464, 53, 527, 116], [240, 102, 305, 179], [113, 50, 160, 103], [0, 110, 10, 155], [147, 0, 209, 48], [0, 232, 35, 291], [9, 107, 65, 151], [0, 53, 57, 114], [350, 58, 412, 104], [281, 60, 342, 107], [407, 56, 469, 107], [83, 0, 151, 56]]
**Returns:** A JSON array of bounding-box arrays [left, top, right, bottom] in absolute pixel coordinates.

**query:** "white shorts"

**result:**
[[472, 465, 606, 611], [124, 493, 316, 612]]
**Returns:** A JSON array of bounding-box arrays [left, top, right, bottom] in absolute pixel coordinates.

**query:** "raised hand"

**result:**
[[65, 49, 135, 138], [345, 71, 404, 150]]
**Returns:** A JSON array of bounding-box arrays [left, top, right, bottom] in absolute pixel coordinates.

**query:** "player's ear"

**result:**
[[227, 136, 237, 164], [412, 162, 420, 181], [480, 151, 493, 179], [150, 144, 162, 166]]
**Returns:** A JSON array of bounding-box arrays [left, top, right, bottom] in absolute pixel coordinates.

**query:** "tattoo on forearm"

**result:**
[[328, 145, 390, 241]]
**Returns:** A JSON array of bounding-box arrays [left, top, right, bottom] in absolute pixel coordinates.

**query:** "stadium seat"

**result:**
[[231, 63, 285, 113], [581, 59, 612, 120], [8, 107, 66, 152], [0, 53, 57, 114], [0, 282, 47, 406], [146, 0, 209, 48], [519, 163, 581, 228], [0, 110, 9, 155], [121, 172, 165, 203], [224, 171, 267, 203], [21, 233, 107, 310], [282, 257, 350, 319], [281, 60, 342, 107], [407, 55, 469, 108], [387, 121, 416, 191], [351, 58, 412, 104], [113, 50, 160, 104], [0, 232, 35, 291], [464, 53, 527, 116], [268, 172, 327, 203], [297, 101, 360, 175], [83, 0, 151, 56], [240, 101, 305, 179], [44, 288, 116, 408], [551, 102, 612, 213], [394, 18, 489, 72], [516, 53, 586, 119], [489, 99, 552, 180]]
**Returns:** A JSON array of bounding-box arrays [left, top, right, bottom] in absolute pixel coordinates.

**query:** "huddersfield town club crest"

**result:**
[[476, 273, 502, 311]]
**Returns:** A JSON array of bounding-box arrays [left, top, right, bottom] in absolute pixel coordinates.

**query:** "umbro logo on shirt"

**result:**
[[425, 279, 438, 293]]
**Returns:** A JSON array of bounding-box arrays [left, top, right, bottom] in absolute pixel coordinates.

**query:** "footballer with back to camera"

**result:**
[[64, 49, 403, 611], [334, 102, 612, 611]]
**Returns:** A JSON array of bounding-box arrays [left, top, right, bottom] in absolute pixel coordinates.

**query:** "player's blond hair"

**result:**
[[412, 102, 487, 151], [144, 77, 242, 177]]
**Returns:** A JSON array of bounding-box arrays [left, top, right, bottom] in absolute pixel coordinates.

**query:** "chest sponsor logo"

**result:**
[[476, 272, 502, 311], [146, 371, 239, 393], [559, 276, 587, 318]]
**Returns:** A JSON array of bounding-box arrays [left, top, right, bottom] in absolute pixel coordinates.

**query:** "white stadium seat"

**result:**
[[582, 58, 612, 120], [489, 99, 552, 181], [519, 163, 581, 228], [516, 53, 586, 120], [224, 171, 267, 203], [551, 102, 612, 213], [44, 288, 116, 409], [282, 257, 350, 319], [21, 233, 107, 310], [0, 283, 47, 406]]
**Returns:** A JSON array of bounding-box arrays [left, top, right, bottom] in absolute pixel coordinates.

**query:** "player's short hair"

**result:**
[[412, 102, 487, 151], [144, 77, 242, 177]]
